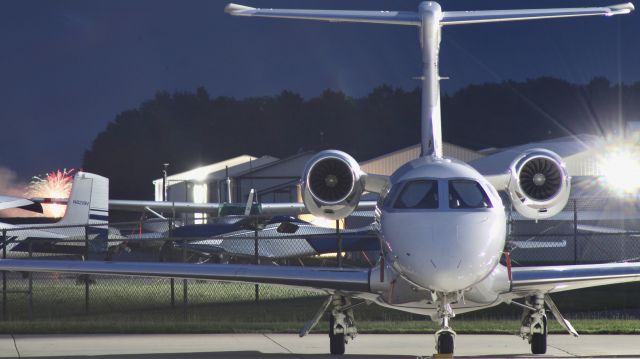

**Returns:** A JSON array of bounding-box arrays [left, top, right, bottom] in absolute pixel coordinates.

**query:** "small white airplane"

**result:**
[[0, 172, 109, 255], [0, 2, 636, 356]]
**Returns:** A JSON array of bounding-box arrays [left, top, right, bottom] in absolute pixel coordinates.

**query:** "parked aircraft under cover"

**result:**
[[0, 1, 637, 356]]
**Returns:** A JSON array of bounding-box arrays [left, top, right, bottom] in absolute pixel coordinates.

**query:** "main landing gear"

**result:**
[[298, 295, 358, 355], [434, 295, 456, 355], [519, 294, 548, 354], [328, 296, 358, 355], [513, 293, 578, 355]]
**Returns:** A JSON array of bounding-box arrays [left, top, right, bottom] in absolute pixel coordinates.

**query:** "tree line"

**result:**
[[82, 77, 640, 200]]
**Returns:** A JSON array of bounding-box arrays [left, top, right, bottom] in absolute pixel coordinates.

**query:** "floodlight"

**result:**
[[601, 146, 640, 194]]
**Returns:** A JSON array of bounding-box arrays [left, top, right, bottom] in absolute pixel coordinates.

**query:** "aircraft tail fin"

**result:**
[[42, 172, 109, 243], [226, 2, 633, 159], [56, 172, 109, 226]]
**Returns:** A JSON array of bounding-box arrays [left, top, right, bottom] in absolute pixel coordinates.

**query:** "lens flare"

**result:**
[[26, 169, 75, 217], [600, 143, 640, 195]]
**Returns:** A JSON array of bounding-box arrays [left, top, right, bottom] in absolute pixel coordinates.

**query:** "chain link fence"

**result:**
[[0, 217, 373, 322], [1, 196, 640, 322], [507, 197, 640, 266]]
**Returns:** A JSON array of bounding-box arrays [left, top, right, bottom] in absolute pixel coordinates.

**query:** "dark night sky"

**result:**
[[0, 0, 638, 180]]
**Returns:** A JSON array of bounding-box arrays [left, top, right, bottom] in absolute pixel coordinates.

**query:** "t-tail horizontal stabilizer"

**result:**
[[441, 3, 634, 25], [225, 2, 634, 25], [225, 3, 420, 25]]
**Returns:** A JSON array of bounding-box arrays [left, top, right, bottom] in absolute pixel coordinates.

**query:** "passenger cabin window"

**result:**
[[393, 180, 439, 209], [448, 180, 492, 209]]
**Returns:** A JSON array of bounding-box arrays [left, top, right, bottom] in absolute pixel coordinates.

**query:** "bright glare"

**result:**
[[192, 183, 208, 224], [26, 169, 75, 217], [601, 148, 640, 194], [298, 214, 343, 229], [193, 168, 209, 181]]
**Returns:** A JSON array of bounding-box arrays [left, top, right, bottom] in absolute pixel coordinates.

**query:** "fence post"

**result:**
[[182, 238, 188, 320], [254, 217, 259, 304], [169, 219, 175, 308], [2, 229, 6, 320], [573, 199, 578, 265], [336, 220, 342, 268], [85, 224, 90, 315], [27, 240, 33, 320]]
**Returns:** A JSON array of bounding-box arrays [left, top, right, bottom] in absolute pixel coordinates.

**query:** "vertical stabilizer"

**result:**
[[57, 172, 109, 226], [418, 2, 443, 158], [43, 172, 109, 244]]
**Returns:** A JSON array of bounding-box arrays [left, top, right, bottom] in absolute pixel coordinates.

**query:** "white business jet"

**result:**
[[0, 2, 636, 355]]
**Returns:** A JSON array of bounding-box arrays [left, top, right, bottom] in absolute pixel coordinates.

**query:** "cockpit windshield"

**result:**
[[449, 180, 492, 209], [393, 180, 438, 209]]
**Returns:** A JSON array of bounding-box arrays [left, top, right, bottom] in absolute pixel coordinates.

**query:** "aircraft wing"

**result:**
[[577, 224, 640, 236], [109, 200, 378, 216], [0, 259, 371, 293], [174, 224, 379, 259], [510, 261, 640, 294], [0, 196, 43, 213]]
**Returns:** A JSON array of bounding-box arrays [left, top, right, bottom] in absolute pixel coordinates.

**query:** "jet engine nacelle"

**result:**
[[507, 149, 571, 220], [301, 150, 364, 220]]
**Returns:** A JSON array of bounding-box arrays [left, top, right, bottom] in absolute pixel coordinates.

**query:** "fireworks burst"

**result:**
[[26, 169, 75, 218]]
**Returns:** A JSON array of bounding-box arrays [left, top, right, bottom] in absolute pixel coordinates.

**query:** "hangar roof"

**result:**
[[361, 142, 484, 176], [469, 134, 605, 177], [152, 155, 279, 185]]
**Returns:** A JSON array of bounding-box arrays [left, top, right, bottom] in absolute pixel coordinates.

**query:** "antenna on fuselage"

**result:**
[[226, 1, 634, 158]]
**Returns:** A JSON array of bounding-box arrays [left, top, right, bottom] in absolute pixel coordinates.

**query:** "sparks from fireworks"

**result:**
[[26, 169, 75, 218]]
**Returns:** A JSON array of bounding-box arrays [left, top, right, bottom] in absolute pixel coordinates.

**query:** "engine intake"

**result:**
[[308, 157, 354, 203], [302, 150, 364, 220], [519, 157, 563, 200], [508, 149, 570, 220]]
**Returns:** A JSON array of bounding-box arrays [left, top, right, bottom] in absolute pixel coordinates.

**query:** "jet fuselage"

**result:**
[[378, 156, 507, 294]]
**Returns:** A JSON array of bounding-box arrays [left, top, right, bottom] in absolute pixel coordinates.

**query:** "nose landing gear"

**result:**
[[434, 296, 456, 355]]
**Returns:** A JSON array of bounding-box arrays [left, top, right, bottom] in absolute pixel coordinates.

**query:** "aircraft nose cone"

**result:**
[[383, 211, 505, 293], [426, 256, 466, 292]]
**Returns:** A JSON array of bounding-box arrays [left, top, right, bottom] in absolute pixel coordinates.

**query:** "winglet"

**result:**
[[609, 2, 635, 14], [225, 3, 256, 15]]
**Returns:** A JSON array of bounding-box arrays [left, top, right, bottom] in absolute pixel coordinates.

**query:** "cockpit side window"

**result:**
[[449, 180, 492, 209], [393, 180, 439, 209]]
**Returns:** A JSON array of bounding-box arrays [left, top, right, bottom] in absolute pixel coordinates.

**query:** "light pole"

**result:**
[[162, 163, 170, 202]]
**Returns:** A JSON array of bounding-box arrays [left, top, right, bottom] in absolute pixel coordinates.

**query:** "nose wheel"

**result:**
[[436, 331, 455, 354]]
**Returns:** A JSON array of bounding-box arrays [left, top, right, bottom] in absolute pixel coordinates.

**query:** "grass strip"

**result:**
[[1, 319, 640, 335]]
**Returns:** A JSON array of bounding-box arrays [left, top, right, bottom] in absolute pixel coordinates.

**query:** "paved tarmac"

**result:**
[[0, 333, 637, 358]]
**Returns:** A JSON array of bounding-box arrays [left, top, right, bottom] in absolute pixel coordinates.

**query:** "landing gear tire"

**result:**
[[437, 332, 454, 355], [329, 315, 345, 355], [531, 316, 547, 355]]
